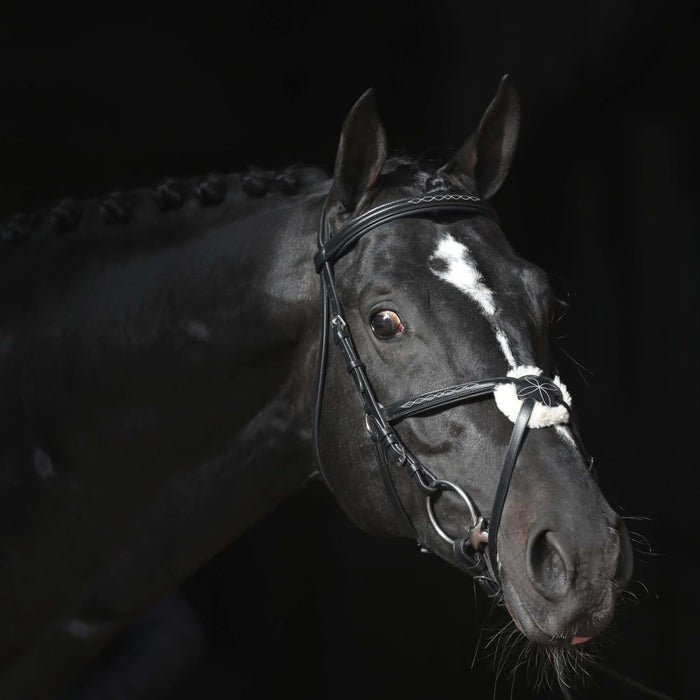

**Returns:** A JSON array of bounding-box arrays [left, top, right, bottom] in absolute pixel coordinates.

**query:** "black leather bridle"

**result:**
[[312, 192, 570, 596]]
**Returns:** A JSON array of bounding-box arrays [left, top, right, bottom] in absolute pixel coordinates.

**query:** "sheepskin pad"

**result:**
[[493, 365, 571, 429]]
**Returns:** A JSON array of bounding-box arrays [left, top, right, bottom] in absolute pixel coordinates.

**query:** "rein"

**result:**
[[312, 192, 570, 595]]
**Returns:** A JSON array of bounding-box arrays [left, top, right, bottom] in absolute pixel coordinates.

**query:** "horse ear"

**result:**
[[442, 75, 520, 199], [332, 88, 388, 212]]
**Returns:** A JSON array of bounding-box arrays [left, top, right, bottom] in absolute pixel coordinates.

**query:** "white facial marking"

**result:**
[[495, 329, 517, 370], [430, 234, 496, 316], [555, 425, 579, 451], [430, 233, 516, 369], [429, 234, 587, 457]]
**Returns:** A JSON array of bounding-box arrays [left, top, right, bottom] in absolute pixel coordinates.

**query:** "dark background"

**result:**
[[1, 2, 698, 698]]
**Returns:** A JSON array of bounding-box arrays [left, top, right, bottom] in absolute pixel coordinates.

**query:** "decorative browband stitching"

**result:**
[[407, 194, 481, 204]]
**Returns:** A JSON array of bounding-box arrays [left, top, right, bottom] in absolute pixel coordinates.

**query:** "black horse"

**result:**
[[0, 77, 633, 697]]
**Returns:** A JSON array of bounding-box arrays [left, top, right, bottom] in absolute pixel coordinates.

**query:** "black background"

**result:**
[[1, 2, 698, 698]]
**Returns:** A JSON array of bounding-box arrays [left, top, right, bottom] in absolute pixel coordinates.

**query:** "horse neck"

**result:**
[[147, 180, 329, 503], [130, 183, 329, 540], [1, 169, 329, 542]]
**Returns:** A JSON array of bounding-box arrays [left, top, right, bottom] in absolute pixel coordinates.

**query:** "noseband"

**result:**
[[312, 192, 573, 596]]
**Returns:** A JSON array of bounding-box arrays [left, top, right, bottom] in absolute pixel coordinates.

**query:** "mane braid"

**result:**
[[0, 164, 329, 246]]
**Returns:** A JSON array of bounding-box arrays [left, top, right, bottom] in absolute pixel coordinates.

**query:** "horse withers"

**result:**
[[0, 76, 632, 696]]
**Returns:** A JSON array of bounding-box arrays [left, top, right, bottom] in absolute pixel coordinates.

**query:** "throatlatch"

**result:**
[[312, 193, 574, 596]]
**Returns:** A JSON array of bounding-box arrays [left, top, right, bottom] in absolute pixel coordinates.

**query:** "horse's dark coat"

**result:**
[[0, 80, 631, 697], [0, 166, 333, 695]]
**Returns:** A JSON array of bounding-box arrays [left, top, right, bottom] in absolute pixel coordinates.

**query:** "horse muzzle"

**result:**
[[499, 514, 633, 645]]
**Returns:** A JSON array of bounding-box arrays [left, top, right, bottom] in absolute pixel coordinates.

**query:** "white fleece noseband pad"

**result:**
[[493, 365, 571, 428]]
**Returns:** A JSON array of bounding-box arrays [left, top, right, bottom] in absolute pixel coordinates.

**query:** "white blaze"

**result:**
[[429, 233, 577, 440], [430, 234, 496, 316], [430, 233, 515, 369], [495, 329, 517, 371]]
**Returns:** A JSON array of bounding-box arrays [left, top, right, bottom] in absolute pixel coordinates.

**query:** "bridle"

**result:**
[[312, 191, 572, 596]]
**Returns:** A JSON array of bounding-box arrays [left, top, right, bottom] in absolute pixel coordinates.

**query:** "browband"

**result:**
[[314, 194, 494, 270]]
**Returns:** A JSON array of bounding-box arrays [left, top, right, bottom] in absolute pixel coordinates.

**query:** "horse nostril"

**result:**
[[527, 530, 571, 601]]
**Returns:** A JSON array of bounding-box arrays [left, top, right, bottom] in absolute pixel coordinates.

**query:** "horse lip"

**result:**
[[571, 635, 592, 645], [501, 574, 563, 644], [502, 573, 610, 646]]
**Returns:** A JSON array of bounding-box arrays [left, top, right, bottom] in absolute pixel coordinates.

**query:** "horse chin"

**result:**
[[500, 572, 613, 647]]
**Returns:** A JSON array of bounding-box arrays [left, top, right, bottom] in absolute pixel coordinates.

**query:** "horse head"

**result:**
[[315, 77, 633, 656]]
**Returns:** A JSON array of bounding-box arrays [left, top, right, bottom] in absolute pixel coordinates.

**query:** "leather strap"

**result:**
[[384, 378, 508, 423], [488, 398, 535, 574], [452, 540, 500, 597], [314, 195, 494, 270]]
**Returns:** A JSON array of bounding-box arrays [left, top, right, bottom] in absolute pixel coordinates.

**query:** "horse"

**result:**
[[0, 75, 633, 698]]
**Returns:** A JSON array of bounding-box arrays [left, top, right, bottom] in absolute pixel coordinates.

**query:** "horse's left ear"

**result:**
[[441, 75, 520, 199]]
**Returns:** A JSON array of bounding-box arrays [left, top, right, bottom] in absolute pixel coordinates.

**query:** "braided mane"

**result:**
[[0, 165, 330, 246], [0, 151, 460, 249]]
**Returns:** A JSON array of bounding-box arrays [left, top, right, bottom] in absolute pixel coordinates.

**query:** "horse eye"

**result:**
[[370, 310, 405, 338]]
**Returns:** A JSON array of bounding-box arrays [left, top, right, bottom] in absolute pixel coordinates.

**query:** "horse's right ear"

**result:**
[[331, 88, 388, 213]]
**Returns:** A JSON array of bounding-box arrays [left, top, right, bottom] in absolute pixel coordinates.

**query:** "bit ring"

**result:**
[[425, 479, 481, 544]]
